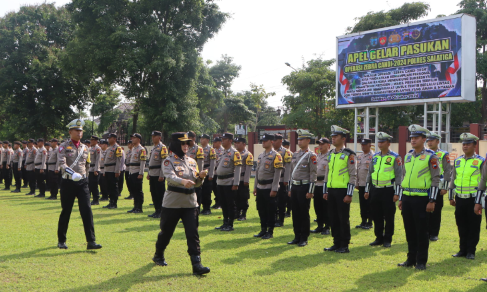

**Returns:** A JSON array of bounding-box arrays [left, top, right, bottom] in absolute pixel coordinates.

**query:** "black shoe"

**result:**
[[287, 238, 300, 245], [274, 221, 283, 227], [108, 204, 118, 209], [132, 208, 143, 214], [324, 245, 339, 252], [201, 210, 212, 215], [314, 219, 317, 222], [383, 242, 392, 248], [152, 211, 161, 219], [262, 232, 273, 240], [415, 264, 426, 270], [22, 184, 28, 188], [153, 253, 168, 266], [466, 253, 475, 260], [91, 201, 99, 206], [298, 240, 308, 247], [254, 230, 266, 238], [149, 203, 153, 206], [369, 240, 383, 246], [34, 193, 45, 198], [336, 247, 350, 253], [310, 227, 324, 234], [215, 224, 227, 230], [148, 212, 155, 217], [366, 222, 373, 229], [127, 208, 136, 213], [87, 241, 102, 250], [25, 192, 34, 196], [221, 226, 234, 232], [355, 222, 366, 229], [102, 203, 112, 208], [237, 216, 246, 221], [481, 278, 487, 282], [453, 251, 467, 257], [46, 196, 57, 200], [100, 197, 109, 201], [429, 235, 439, 241], [11, 189, 20, 193], [321, 229, 330, 235], [191, 255, 210, 275], [211, 204, 221, 209], [285, 212, 291, 218], [125, 196, 133, 200], [398, 260, 415, 267], [57, 242, 68, 249]]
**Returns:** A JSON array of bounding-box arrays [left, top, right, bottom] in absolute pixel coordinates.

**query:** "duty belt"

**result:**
[[403, 188, 428, 194], [34, 163, 41, 166], [149, 165, 161, 169], [317, 176, 325, 181], [204, 164, 210, 169], [168, 185, 195, 194], [89, 164, 95, 167], [128, 163, 140, 166], [105, 163, 116, 166], [100, 167, 104, 169], [216, 174, 234, 179], [292, 180, 310, 185], [456, 193, 476, 199], [258, 179, 273, 185], [25, 161, 33, 165], [47, 162, 56, 165], [62, 173, 87, 180], [373, 184, 394, 189]]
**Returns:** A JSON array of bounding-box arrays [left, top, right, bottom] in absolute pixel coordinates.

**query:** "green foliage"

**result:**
[[217, 96, 255, 133], [91, 86, 122, 134], [208, 54, 241, 98]]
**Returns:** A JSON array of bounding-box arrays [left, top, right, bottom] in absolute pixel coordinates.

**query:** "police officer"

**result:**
[[22, 141, 28, 188], [124, 140, 134, 200], [282, 139, 292, 217], [364, 132, 402, 248], [273, 134, 292, 227], [99, 140, 109, 202], [1, 141, 13, 190], [11, 141, 23, 193], [45, 142, 52, 193], [311, 137, 331, 235], [287, 129, 317, 247], [47, 139, 60, 200], [323, 126, 357, 253], [211, 137, 224, 209], [0, 141, 3, 185], [449, 133, 482, 260], [235, 137, 253, 221], [253, 134, 283, 239], [187, 131, 204, 210], [426, 132, 452, 241], [128, 133, 146, 213], [398, 124, 440, 270], [88, 136, 102, 205], [57, 119, 101, 250], [147, 131, 168, 218], [24, 139, 37, 195], [34, 139, 47, 197], [356, 138, 374, 229], [118, 139, 126, 195], [103, 133, 124, 209], [214, 133, 242, 231], [152, 132, 210, 275], [199, 134, 216, 215]]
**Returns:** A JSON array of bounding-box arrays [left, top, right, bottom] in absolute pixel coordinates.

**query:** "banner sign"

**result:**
[[336, 14, 476, 108]]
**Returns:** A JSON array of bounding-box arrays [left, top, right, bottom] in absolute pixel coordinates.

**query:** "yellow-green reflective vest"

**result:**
[[401, 150, 434, 196], [371, 151, 398, 187], [435, 150, 447, 176], [328, 149, 354, 188], [453, 155, 484, 195]]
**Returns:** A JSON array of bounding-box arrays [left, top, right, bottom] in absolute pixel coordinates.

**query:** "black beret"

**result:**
[[282, 139, 290, 146], [132, 133, 142, 140], [261, 133, 275, 141], [28, 138, 35, 143], [90, 136, 99, 141], [361, 138, 372, 144], [187, 131, 196, 138], [3, 140, 9, 144], [37, 138, 44, 142], [235, 137, 247, 143], [274, 133, 283, 140], [84, 140, 90, 144], [22, 141, 28, 144], [51, 138, 59, 142], [201, 134, 211, 139], [14, 141, 22, 145], [127, 140, 133, 144], [45, 142, 51, 147], [100, 140, 108, 145], [213, 137, 222, 142], [318, 137, 330, 144], [108, 133, 118, 139], [222, 133, 234, 140], [151, 131, 161, 137]]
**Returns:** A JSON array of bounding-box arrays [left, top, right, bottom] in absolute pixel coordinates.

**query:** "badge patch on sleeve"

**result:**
[[274, 154, 284, 168], [349, 155, 355, 164], [396, 157, 402, 166], [445, 154, 450, 164], [210, 148, 216, 160], [246, 153, 254, 166], [310, 155, 317, 165], [234, 152, 242, 166], [431, 158, 438, 169], [164, 160, 170, 166]]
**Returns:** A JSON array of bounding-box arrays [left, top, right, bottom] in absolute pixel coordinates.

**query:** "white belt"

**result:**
[[62, 173, 86, 180], [292, 180, 310, 185], [456, 193, 475, 199]]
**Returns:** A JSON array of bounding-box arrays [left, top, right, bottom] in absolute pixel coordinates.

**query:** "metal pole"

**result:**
[[446, 103, 451, 143], [354, 108, 358, 153], [423, 103, 428, 128], [375, 107, 379, 152], [432, 103, 437, 134], [365, 107, 370, 138], [438, 101, 442, 143]]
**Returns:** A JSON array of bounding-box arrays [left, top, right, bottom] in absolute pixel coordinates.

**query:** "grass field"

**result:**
[[1, 180, 487, 291]]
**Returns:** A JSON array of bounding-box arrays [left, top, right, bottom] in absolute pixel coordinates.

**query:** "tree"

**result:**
[[91, 86, 122, 134], [217, 96, 255, 133], [209, 55, 241, 98], [0, 4, 89, 139]]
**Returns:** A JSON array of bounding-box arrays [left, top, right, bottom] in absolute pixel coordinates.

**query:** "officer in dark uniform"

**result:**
[[22, 141, 28, 188], [1, 141, 13, 190], [311, 137, 331, 235], [282, 139, 292, 217], [57, 119, 102, 250], [103, 133, 124, 209], [235, 137, 253, 220], [88, 136, 102, 205], [273, 134, 292, 227], [199, 134, 216, 215], [211, 137, 223, 209], [34, 139, 47, 197], [124, 140, 134, 199], [356, 138, 374, 229], [147, 131, 168, 218], [11, 141, 23, 193], [128, 133, 146, 213], [46, 139, 60, 200]]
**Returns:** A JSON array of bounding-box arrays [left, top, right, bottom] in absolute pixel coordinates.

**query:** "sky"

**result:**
[[2, 0, 461, 107]]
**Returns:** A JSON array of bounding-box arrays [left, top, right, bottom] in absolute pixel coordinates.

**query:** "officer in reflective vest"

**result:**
[[397, 124, 440, 270], [449, 133, 483, 260], [364, 132, 402, 248], [426, 132, 452, 241]]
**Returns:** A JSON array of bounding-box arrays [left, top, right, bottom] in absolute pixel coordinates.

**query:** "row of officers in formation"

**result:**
[[4, 120, 487, 278]]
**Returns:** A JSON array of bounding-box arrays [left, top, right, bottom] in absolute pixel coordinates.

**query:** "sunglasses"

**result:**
[[181, 141, 190, 145]]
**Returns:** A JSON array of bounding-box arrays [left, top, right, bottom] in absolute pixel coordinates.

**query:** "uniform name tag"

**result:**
[[340, 154, 345, 160]]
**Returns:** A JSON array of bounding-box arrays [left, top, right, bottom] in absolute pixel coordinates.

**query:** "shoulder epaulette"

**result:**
[[425, 149, 435, 155], [343, 148, 356, 156]]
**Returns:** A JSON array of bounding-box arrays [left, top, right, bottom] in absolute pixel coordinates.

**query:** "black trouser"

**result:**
[[256, 188, 277, 231], [277, 182, 289, 223], [236, 181, 250, 216], [291, 184, 311, 241], [313, 185, 329, 229], [48, 170, 60, 198], [118, 170, 125, 194], [212, 176, 219, 205], [13, 162, 21, 190], [58, 178, 95, 243], [156, 207, 200, 256], [370, 186, 396, 243], [196, 187, 202, 210], [22, 161, 27, 185], [35, 168, 46, 194], [401, 195, 430, 265], [429, 193, 444, 237], [328, 188, 351, 247], [125, 170, 132, 196], [455, 196, 481, 254], [88, 172, 100, 201], [105, 172, 120, 204], [201, 177, 213, 210], [218, 185, 237, 226], [99, 172, 108, 199], [149, 176, 165, 211], [358, 186, 371, 223], [130, 173, 144, 209], [27, 170, 35, 193], [45, 168, 50, 191], [3, 162, 12, 188]]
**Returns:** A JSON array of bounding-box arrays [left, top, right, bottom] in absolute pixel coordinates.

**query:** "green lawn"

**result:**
[[1, 180, 487, 291]]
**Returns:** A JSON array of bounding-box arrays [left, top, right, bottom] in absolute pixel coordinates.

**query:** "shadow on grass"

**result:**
[[60, 263, 193, 292], [344, 267, 416, 291], [414, 250, 486, 280], [0, 247, 98, 263]]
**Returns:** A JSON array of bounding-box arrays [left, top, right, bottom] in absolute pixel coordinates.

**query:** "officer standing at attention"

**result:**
[[24, 139, 37, 195], [128, 133, 147, 213], [0, 141, 3, 185], [287, 129, 317, 247], [199, 134, 216, 215], [1, 141, 13, 191], [187, 131, 204, 209], [398, 124, 440, 270], [214, 133, 242, 232], [235, 137, 253, 221], [98, 140, 109, 202], [364, 132, 402, 248], [103, 133, 124, 209], [426, 132, 452, 241], [57, 119, 101, 250], [311, 137, 331, 235], [282, 139, 292, 217], [88, 136, 102, 205], [152, 132, 210, 275], [22, 141, 28, 188], [323, 126, 357, 253], [273, 134, 292, 227], [449, 133, 483, 260], [253, 134, 283, 239], [146, 131, 168, 218], [118, 139, 126, 195], [45, 142, 51, 193], [46, 139, 60, 200], [211, 137, 224, 209], [11, 141, 23, 193], [356, 138, 374, 229], [124, 140, 134, 200], [34, 139, 47, 197]]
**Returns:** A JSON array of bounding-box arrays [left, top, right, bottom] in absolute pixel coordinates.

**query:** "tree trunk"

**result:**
[[132, 101, 140, 134], [482, 82, 487, 124]]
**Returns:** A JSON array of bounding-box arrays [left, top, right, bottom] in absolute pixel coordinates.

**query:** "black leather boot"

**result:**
[[153, 250, 167, 266], [191, 255, 210, 275]]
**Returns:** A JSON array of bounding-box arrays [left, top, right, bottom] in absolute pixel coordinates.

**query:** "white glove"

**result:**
[[72, 173, 82, 182]]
